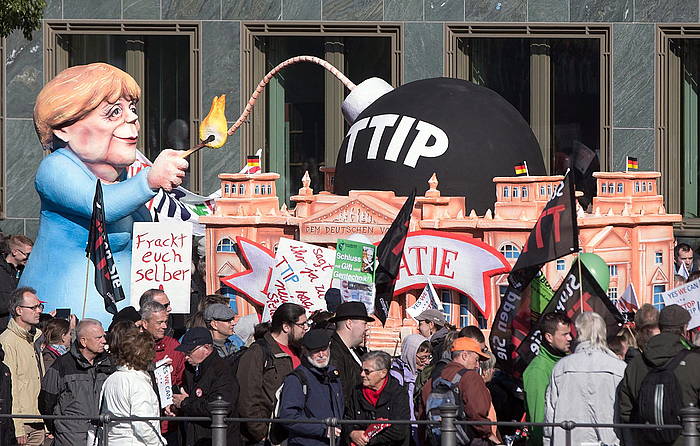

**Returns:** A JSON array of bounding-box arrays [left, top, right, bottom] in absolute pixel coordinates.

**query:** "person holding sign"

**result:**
[[22, 63, 189, 324]]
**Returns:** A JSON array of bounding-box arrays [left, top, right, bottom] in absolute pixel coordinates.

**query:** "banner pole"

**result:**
[[82, 253, 90, 320], [578, 254, 584, 313]]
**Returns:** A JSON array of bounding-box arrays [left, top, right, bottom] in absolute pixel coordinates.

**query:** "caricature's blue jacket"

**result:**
[[19, 148, 155, 325]]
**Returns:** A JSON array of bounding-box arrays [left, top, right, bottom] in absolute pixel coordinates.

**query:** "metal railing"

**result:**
[[3, 399, 700, 446]]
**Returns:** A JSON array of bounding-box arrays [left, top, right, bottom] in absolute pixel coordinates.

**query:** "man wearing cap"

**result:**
[[168, 327, 240, 446], [204, 303, 238, 359], [422, 337, 494, 444], [618, 304, 700, 445], [329, 301, 374, 399], [277, 329, 344, 446], [415, 309, 451, 363]]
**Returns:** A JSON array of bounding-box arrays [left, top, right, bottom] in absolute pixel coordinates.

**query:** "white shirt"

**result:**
[[100, 366, 167, 446]]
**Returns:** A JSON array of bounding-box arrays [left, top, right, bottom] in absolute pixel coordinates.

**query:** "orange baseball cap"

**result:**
[[451, 337, 489, 360]]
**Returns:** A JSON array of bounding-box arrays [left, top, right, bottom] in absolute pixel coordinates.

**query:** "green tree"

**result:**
[[1, 0, 47, 40]]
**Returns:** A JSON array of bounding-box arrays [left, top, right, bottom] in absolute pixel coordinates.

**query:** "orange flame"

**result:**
[[199, 95, 228, 148]]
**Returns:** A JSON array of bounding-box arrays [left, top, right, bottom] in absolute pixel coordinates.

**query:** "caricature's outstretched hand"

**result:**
[[148, 149, 189, 191]]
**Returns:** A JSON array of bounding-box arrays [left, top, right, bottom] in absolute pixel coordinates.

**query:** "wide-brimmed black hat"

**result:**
[[329, 301, 374, 323]]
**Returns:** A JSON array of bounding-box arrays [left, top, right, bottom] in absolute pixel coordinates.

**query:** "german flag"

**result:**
[[514, 162, 528, 176], [247, 156, 261, 174], [626, 156, 638, 171]]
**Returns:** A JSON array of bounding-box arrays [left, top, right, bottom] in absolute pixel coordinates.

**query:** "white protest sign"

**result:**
[[406, 277, 441, 320], [130, 222, 193, 313], [265, 238, 335, 317], [154, 358, 173, 408], [662, 278, 700, 330]]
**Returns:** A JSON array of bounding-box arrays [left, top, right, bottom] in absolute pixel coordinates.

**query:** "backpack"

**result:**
[[268, 369, 310, 445], [636, 349, 692, 444], [425, 368, 471, 446]]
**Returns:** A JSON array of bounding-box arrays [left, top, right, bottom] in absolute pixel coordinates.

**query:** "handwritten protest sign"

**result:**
[[332, 239, 377, 314], [130, 222, 192, 313], [265, 238, 335, 317], [154, 358, 173, 408], [406, 277, 441, 320], [662, 278, 700, 330]]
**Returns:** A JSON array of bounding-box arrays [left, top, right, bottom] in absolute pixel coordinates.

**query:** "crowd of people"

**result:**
[[0, 232, 699, 446]]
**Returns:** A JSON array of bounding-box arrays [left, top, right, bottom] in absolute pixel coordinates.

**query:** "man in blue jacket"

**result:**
[[278, 329, 344, 446]]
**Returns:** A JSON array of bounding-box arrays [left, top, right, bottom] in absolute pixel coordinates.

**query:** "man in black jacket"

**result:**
[[329, 302, 373, 399], [169, 327, 240, 446], [39, 319, 112, 446], [0, 235, 32, 329], [345, 350, 409, 446], [0, 344, 14, 445]]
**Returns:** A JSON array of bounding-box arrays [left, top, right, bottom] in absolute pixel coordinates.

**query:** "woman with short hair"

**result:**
[[345, 351, 409, 446], [99, 327, 166, 445], [42, 318, 71, 369]]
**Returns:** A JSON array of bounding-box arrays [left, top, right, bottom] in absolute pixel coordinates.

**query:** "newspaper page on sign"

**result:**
[[264, 238, 335, 318], [154, 358, 174, 408], [130, 222, 193, 313], [331, 238, 377, 314], [662, 278, 700, 330]]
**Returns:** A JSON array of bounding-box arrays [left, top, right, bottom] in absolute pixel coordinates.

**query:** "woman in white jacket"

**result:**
[[100, 328, 166, 445], [543, 311, 627, 446]]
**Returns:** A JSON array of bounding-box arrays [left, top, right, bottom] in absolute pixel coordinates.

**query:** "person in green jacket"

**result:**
[[523, 312, 572, 446]]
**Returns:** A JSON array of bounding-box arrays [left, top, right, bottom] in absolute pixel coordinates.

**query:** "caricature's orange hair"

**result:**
[[33, 63, 141, 148]]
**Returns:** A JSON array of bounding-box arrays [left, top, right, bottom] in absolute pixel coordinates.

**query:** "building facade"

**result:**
[[2, 0, 700, 252]]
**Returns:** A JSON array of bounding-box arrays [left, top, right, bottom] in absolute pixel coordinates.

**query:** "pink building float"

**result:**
[[201, 170, 680, 349]]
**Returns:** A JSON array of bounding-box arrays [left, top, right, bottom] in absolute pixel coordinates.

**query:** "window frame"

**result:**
[[43, 21, 203, 193], [240, 22, 403, 176], [653, 284, 666, 310], [445, 24, 611, 174], [656, 26, 700, 236]]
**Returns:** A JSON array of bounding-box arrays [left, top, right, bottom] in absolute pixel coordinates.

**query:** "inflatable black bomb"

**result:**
[[334, 77, 546, 214]]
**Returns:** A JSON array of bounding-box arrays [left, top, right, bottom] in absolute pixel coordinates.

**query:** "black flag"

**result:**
[[86, 181, 125, 315], [490, 171, 579, 375], [514, 260, 624, 372], [374, 189, 416, 325]]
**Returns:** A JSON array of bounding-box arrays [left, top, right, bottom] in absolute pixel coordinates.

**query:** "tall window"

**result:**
[[459, 294, 487, 330], [655, 252, 663, 264], [441, 290, 452, 324], [448, 26, 610, 207], [45, 23, 201, 192], [608, 287, 618, 305], [653, 285, 666, 310], [609, 264, 618, 277], [500, 243, 521, 259], [217, 282, 238, 315], [242, 24, 401, 202]]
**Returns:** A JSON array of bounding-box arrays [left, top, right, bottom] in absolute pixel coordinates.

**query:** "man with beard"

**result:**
[[276, 329, 343, 446], [237, 303, 308, 445], [329, 302, 373, 399], [523, 312, 572, 446]]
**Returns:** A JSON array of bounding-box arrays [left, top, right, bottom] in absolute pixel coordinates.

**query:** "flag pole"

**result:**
[[82, 253, 90, 319], [578, 254, 584, 312]]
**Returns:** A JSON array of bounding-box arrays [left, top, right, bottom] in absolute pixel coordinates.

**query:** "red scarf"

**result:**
[[362, 376, 388, 407]]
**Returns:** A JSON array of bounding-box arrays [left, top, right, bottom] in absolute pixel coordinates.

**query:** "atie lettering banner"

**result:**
[[265, 238, 335, 317], [394, 230, 510, 317], [130, 222, 193, 313], [514, 260, 624, 374], [490, 171, 579, 374], [663, 278, 700, 330], [333, 238, 377, 314]]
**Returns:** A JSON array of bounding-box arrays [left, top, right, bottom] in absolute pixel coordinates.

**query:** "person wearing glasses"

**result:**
[[345, 351, 409, 446], [237, 302, 308, 446], [390, 334, 431, 445], [0, 235, 33, 329], [0, 287, 46, 445], [168, 327, 239, 446]]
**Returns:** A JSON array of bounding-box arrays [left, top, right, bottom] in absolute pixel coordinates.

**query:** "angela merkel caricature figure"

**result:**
[[21, 63, 188, 324]]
